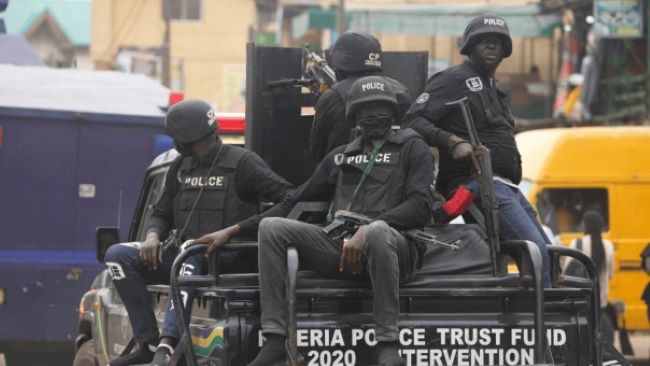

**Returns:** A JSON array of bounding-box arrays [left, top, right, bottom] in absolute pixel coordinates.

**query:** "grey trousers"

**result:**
[[258, 217, 418, 341]]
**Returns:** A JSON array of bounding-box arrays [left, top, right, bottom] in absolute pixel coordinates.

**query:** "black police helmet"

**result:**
[[346, 75, 398, 119], [460, 14, 512, 58], [164, 99, 217, 144], [330, 32, 382, 73]]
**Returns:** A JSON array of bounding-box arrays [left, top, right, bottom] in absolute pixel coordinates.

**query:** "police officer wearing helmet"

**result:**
[[402, 14, 553, 287], [308, 32, 412, 162], [248, 76, 433, 366], [104, 99, 293, 366]]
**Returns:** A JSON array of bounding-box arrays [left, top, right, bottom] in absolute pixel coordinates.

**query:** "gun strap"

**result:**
[[346, 139, 385, 210], [172, 144, 223, 247]]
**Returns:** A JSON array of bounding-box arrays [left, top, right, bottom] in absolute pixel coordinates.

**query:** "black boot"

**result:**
[[150, 343, 174, 366], [375, 341, 405, 366], [246, 334, 286, 366], [109, 342, 156, 366]]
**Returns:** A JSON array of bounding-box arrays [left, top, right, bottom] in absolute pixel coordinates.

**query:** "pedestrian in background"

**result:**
[[641, 243, 650, 323], [566, 210, 615, 343]]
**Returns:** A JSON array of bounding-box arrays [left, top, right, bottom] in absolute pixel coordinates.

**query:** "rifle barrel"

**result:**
[[445, 97, 480, 146]]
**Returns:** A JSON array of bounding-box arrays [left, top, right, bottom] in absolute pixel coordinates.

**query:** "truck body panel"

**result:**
[[517, 126, 650, 330], [0, 65, 170, 363]]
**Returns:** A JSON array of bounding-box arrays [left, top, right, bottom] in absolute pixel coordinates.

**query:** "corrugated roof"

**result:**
[[0, 65, 169, 117], [1, 0, 91, 46]]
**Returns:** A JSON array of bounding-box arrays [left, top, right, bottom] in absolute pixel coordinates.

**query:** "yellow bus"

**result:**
[[516, 126, 650, 330]]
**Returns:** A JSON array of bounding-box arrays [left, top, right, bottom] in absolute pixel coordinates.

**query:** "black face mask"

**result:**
[[356, 104, 394, 142], [174, 142, 193, 156]]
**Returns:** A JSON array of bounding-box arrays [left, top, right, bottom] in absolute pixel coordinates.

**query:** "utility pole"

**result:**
[[337, 0, 346, 36], [161, 0, 171, 87]]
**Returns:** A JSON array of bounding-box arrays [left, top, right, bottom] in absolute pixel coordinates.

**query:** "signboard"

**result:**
[[594, 0, 643, 38], [259, 326, 571, 366]]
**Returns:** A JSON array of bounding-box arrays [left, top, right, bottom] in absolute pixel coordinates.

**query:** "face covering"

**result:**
[[174, 142, 193, 156], [356, 104, 394, 141]]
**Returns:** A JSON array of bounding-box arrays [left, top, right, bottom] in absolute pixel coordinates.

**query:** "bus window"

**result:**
[[537, 188, 609, 233]]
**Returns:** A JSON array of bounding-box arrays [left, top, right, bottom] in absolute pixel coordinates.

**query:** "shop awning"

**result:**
[[292, 4, 560, 39]]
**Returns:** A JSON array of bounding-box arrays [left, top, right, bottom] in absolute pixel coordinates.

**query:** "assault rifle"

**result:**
[[445, 97, 500, 275], [266, 44, 336, 98], [302, 44, 336, 97], [322, 211, 460, 251]]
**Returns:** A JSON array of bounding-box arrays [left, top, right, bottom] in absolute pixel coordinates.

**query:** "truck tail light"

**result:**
[[168, 91, 184, 106], [216, 113, 245, 134]]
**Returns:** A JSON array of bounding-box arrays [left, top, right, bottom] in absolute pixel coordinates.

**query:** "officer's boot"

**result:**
[[109, 342, 156, 366], [375, 341, 406, 366], [246, 334, 286, 366]]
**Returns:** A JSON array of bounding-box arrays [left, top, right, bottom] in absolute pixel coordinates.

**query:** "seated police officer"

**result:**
[[245, 76, 434, 366], [402, 14, 552, 287], [309, 32, 411, 161], [103, 100, 292, 366]]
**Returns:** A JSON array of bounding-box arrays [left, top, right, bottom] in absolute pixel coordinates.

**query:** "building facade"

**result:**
[[92, 0, 256, 112]]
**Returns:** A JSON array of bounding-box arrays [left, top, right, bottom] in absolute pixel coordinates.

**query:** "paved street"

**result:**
[[617, 331, 650, 366]]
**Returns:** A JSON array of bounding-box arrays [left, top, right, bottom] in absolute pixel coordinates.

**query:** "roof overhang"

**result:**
[[292, 3, 561, 39]]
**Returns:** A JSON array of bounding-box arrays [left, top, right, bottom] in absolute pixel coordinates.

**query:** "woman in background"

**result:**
[[567, 210, 615, 342]]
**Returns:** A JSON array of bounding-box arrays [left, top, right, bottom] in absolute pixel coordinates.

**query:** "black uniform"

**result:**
[[104, 138, 292, 345], [403, 58, 554, 288], [402, 59, 521, 196], [275, 128, 432, 229], [148, 139, 292, 239], [256, 128, 434, 345], [309, 76, 412, 162]]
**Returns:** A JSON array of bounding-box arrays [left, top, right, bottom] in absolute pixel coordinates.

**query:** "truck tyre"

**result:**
[[72, 341, 98, 366]]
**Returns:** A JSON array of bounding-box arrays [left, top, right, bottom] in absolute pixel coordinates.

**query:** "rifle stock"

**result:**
[[445, 97, 501, 275]]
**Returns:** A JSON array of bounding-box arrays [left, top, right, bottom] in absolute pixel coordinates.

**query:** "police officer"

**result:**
[[248, 76, 434, 366], [308, 32, 411, 161], [402, 14, 553, 287], [103, 100, 292, 366]]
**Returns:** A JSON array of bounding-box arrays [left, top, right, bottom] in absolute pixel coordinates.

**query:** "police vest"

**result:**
[[460, 63, 521, 187], [332, 75, 412, 121], [172, 145, 259, 240], [330, 129, 420, 218]]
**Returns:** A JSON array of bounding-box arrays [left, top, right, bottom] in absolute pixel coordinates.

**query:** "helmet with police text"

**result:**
[[330, 32, 383, 73], [164, 99, 218, 143], [346, 75, 398, 119], [459, 14, 512, 58]]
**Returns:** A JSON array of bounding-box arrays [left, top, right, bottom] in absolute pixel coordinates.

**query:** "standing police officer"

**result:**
[[309, 32, 412, 161], [248, 76, 434, 366], [103, 100, 292, 366], [402, 14, 552, 287]]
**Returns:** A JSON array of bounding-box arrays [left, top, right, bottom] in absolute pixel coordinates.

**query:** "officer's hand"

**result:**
[[448, 136, 481, 174], [139, 234, 162, 271], [450, 141, 473, 160], [192, 225, 240, 258], [339, 225, 366, 274]]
